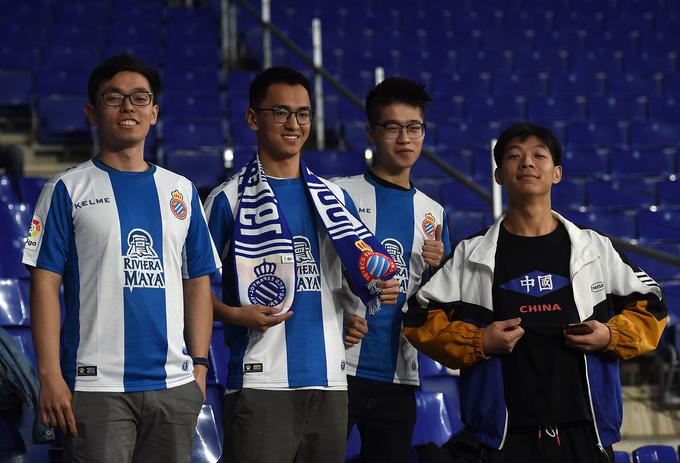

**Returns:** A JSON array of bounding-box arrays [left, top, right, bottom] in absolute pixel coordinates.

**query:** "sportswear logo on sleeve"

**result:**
[[25, 215, 43, 250], [123, 228, 166, 289], [422, 213, 436, 239], [635, 270, 659, 288], [169, 190, 188, 220], [248, 260, 287, 306]]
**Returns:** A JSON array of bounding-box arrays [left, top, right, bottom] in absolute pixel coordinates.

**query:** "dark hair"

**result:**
[[365, 77, 431, 125], [248, 67, 312, 108], [493, 123, 562, 167], [87, 54, 162, 105]]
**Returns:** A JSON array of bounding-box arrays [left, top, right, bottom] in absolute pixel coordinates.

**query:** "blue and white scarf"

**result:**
[[233, 155, 397, 316]]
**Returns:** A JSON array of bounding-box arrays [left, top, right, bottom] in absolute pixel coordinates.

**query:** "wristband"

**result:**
[[192, 357, 209, 369]]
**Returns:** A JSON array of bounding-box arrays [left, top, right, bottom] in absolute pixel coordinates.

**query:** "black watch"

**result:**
[[192, 357, 209, 369]]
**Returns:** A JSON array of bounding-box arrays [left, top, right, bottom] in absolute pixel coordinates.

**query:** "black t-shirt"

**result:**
[[493, 222, 592, 425]]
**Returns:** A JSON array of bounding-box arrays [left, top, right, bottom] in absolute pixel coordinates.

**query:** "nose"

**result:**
[[120, 95, 135, 111], [520, 154, 535, 167], [284, 113, 300, 129], [396, 126, 410, 143]]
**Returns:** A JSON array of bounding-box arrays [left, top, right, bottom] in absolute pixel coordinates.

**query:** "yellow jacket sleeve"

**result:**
[[605, 299, 668, 360]]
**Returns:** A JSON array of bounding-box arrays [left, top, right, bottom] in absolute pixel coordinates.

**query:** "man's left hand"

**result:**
[[193, 365, 207, 401], [564, 320, 611, 352], [377, 278, 399, 305], [422, 224, 445, 268]]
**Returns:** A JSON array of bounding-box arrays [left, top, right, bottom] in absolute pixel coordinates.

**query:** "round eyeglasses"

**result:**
[[100, 92, 154, 107]]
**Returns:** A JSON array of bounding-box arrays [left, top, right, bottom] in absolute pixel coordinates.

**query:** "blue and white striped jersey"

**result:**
[[205, 174, 358, 390], [333, 172, 451, 385], [22, 159, 221, 392]]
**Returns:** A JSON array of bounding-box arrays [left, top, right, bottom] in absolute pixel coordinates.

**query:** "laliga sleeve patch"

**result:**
[[25, 214, 44, 250]]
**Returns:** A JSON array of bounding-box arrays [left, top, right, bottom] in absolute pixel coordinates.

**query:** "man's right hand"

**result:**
[[235, 304, 294, 332], [344, 314, 368, 348], [39, 374, 78, 437], [481, 318, 524, 356]]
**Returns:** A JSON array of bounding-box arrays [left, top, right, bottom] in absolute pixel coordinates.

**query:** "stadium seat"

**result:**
[[0, 70, 32, 115], [437, 123, 498, 150], [565, 121, 627, 148], [632, 444, 679, 463], [0, 279, 29, 326], [465, 96, 525, 124], [614, 450, 632, 463], [514, 49, 570, 74], [630, 122, 679, 149], [648, 96, 679, 123], [191, 405, 222, 463], [608, 72, 664, 98], [587, 96, 646, 123], [346, 425, 361, 461], [492, 72, 549, 98], [4, 326, 36, 366], [302, 150, 367, 178], [36, 95, 91, 145], [343, 121, 370, 152], [441, 180, 490, 212], [162, 92, 223, 121], [561, 210, 638, 240], [609, 149, 675, 179], [19, 177, 48, 210], [412, 391, 453, 447], [40, 45, 100, 72], [228, 121, 258, 151], [35, 69, 89, 96], [658, 180, 680, 209], [638, 209, 680, 243], [164, 149, 226, 193], [418, 353, 445, 379], [551, 178, 587, 211], [162, 120, 225, 152], [164, 45, 220, 71], [586, 180, 657, 210], [419, 375, 463, 436], [164, 70, 221, 95], [550, 73, 606, 98], [448, 210, 488, 245], [526, 96, 585, 123], [0, 175, 20, 204], [412, 151, 473, 180], [561, 149, 609, 178], [570, 50, 623, 74]]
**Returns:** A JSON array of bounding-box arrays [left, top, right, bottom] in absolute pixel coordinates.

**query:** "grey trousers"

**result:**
[[64, 381, 204, 463], [223, 388, 348, 463]]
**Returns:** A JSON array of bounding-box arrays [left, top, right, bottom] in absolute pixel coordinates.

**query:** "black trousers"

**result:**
[[347, 375, 417, 463], [479, 421, 614, 463]]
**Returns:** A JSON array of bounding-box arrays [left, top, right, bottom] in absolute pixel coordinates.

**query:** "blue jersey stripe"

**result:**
[[356, 184, 415, 380], [107, 168, 169, 390]]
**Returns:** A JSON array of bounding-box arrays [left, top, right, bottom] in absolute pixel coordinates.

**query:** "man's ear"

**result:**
[[84, 104, 96, 126], [246, 108, 257, 131], [494, 167, 503, 186], [552, 165, 563, 185], [149, 104, 159, 126]]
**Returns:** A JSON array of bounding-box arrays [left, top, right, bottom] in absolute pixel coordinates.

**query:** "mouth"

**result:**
[[118, 119, 139, 126], [282, 134, 301, 142]]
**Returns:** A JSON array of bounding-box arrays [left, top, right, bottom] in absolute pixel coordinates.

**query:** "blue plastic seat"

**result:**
[[35, 69, 89, 96], [632, 445, 679, 463], [550, 73, 606, 97], [36, 95, 91, 144], [551, 178, 587, 210], [228, 122, 257, 151], [638, 209, 680, 243], [163, 120, 225, 151], [164, 45, 220, 71], [302, 150, 367, 178], [437, 122, 498, 150], [570, 50, 622, 74], [614, 450, 632, 463], [648, 96, 679, 123], [465, 96, 525, 124], [630, 122, 679, 149], [514, 50, 570, 74], [623, 49, 676, 74], [586, 179, 656, 210], [0, 175, 19, 204], [411, 391, 453, 447], [164, 70, 221, 95], [103, 43, 162, 69], [588, 96, 647, 123], [561, 210, 638, 240], [4, 326, 36, 366], [566, 121, 627, 148], [492, 72, 549, 98], [609, 149, 674, 179], [418, 352, 445, 378], [608, 72, 664, 98], [164, 149, 226, 192], [412, 150, 473, 180], [447, 211, 487, 245], [419, 374, 463, 436], [561, 148, 609, 178], [342, 121, 369, 152], [457, 48, 514, 74], [346, 425, 361, 461], [166, 22, 219, 49], [441, 180, 490, 212], [18, 177, 48, 210], [0, 279, 29, 326], [658, 180, 680, 209], [0, 202, 32, 241], [0, 70, 32, 115], [162, 92, 222, 121], [526, 96, 585, 123]]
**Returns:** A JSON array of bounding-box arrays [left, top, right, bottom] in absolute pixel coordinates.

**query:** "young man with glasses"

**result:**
[[23, 54, 220, 462], [334, 77, 451, 462], [403, 123, 667, 463], [204, 66, 400, 463]]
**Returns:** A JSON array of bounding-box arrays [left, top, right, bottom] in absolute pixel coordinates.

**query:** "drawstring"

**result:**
[[537, 425, 561, 446]]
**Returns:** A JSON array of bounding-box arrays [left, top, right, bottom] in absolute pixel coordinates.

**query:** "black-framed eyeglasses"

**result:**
[[254, 107, 314, 125], [100, 91, 154, 107], [374, 122, 426, 139]]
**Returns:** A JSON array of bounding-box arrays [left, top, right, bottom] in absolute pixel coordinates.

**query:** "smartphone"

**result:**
[[564, 323, 594, 335]]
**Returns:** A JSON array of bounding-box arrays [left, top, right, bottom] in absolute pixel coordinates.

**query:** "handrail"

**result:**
[[230, 0, 680, 270]]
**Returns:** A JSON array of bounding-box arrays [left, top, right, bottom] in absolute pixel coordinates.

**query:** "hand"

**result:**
[[377, 278, 399, 305], [422, 224, 445, 268], [193, 366, 207, 401], [234, 304, 294, 333], [482, 318, 524, 356], [564, 320, 611, 352], [39, 374, 78, 437], [344, 314, 368, 348]]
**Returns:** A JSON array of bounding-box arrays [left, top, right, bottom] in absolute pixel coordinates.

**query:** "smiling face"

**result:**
[[494, 135, 562, 201], [367, 102, 424, 174], [246, 83, 311, 163], [84, 70, 158, 153]]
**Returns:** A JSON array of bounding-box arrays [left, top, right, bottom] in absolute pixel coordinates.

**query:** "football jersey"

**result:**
[[334, 172, 451, 385], [205, 174, 358, 390], [22, 159, 221, 392]]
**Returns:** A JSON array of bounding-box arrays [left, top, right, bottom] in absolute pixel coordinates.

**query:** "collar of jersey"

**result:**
[[365, 170, 414, 195], [93, 158, 156, 177]]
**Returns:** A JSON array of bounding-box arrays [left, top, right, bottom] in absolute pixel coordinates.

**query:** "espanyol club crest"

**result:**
[[248, 260, 287, 306], [355, 240, 397, 282], [169, 190, 188, 220], [422, 213, 436, 239]]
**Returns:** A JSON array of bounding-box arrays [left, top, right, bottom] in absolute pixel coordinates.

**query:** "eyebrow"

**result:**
[[506, 143, 549, 151], [380, 119, 424, 124], [271, 104, 312, 110], [101, 87, 151, 94]]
